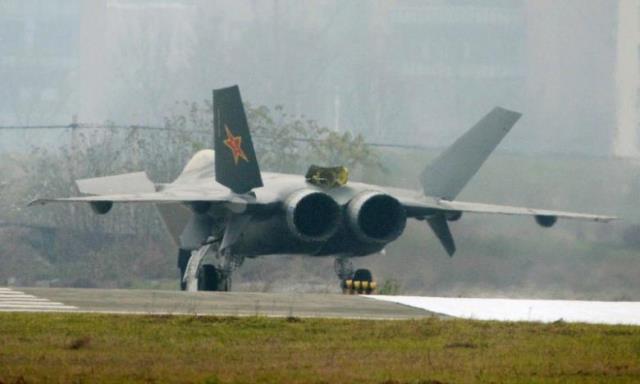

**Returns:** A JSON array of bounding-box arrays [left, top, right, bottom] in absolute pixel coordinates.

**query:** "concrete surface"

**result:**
[[0, 287, 435, 319]]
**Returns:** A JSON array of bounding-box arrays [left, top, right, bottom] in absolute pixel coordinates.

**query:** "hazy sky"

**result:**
[[0, 0, 628, 156]]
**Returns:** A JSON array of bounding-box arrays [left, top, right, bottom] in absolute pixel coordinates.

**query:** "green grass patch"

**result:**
[[1, 313, 639, 383]]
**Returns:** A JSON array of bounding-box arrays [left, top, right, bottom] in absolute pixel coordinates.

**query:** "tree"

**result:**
[[164, 100, 383, 176]]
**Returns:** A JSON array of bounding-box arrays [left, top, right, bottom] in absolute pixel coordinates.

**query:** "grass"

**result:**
[[1, 313, 640, 383]]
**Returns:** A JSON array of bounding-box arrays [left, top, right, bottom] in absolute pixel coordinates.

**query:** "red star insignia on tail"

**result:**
[[223, 125, 249, 165]]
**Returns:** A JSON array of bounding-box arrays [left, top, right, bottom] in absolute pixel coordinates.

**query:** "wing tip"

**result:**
[[596, 216, 618, 223], [493, 106, 523, 123], [27, 199, 47, 207]]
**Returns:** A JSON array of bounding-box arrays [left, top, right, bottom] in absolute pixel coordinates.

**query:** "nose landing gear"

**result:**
[[334, 257, 376, 295], [342, 269, 377, 295]]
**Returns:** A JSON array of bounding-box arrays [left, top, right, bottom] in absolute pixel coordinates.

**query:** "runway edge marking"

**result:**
[[0, 287, 78, 312], [366, 295, 640, 325]]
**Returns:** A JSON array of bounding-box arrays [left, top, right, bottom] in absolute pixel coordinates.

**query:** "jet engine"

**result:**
[[346, 191, 407, 244], [90, 201, 113, 215], [535, 215, 557, 228], [284, 189, 341, 242]]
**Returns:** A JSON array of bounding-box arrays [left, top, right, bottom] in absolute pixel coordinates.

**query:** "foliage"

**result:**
[[164, 100, 383, 175], [378, 278, 402, 295]]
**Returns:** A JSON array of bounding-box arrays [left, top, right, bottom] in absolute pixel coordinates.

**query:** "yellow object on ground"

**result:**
[[342, 280, 377, 295], [305, 165, 349, 188]]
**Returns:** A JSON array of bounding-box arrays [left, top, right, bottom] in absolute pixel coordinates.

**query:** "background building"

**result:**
[[614, 0, 640, 158], [0, 0, 81, 125]]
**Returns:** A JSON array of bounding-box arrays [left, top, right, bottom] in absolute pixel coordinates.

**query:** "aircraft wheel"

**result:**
[[197, 265, 232, 292], [197, 264, 219, 291], [342, 268, 377, 295]]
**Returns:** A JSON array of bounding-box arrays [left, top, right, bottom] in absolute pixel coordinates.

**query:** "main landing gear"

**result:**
[[178, 243, 242, 292], [334, 257, 377, 295], [197, 264, 231, 291]]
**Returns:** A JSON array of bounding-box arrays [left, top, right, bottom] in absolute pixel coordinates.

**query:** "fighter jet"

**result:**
[[31, 86, 615, 292]]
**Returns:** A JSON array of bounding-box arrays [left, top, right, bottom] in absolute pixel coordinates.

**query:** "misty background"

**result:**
[[1, 0, 639, 299]]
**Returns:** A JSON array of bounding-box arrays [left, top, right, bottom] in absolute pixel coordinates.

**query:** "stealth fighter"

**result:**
[[32, 86, 615, 292]]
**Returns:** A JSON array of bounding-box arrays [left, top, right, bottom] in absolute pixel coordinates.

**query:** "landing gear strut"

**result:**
[[334, 257, 354, 281], [334, 257, 376, 295]]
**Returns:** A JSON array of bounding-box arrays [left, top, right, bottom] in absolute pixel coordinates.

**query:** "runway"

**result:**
[[0, 287, 434, 319], [2, 287, 639, 325]]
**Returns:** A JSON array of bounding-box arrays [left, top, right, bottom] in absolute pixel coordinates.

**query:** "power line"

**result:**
[[0, 125, 72, 130], [0, 123, 431, 150], [0, 123, 211, 135]]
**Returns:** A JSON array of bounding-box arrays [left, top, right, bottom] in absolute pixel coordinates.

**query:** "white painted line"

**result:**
[[0, 306, 77, 310], [0, 296, 50, 301], [0, 287, 78, 311], [0, 307, 77, 312], [0, 301, 73, 307], [0, 300, 58, 305], [0, 301, 76, 307]]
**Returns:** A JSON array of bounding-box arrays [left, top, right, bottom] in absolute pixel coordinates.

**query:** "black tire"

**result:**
[[197, 265, 232, 292], [352, 269, 373, 283], [352, 268, 374, 294], [198, 264, 219, 291]]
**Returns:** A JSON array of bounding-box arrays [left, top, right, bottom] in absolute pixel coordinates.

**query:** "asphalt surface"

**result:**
[[0, 287, 435, 319]]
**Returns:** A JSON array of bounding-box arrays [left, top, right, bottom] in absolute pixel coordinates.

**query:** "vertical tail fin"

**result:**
[[213, 85, 263, 194], [421, 107, 522, 200]]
